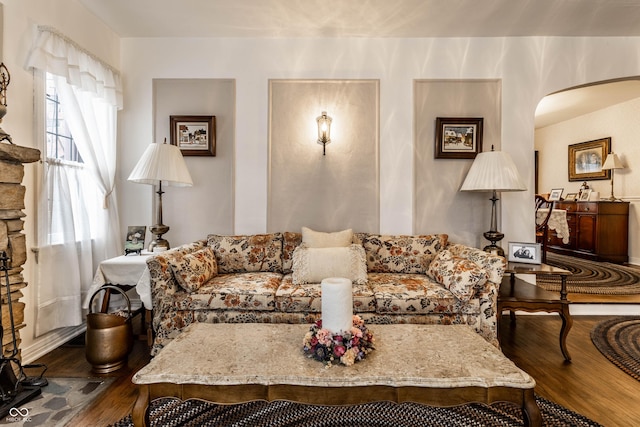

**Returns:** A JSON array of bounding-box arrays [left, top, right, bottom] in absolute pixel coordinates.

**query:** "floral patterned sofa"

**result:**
[[146, 231, 506, 356]]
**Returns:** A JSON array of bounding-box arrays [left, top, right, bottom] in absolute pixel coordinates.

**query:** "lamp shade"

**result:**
[[128, 141, 193, 187], [602, 153, 624, 170], [460, 150, 526, 192]]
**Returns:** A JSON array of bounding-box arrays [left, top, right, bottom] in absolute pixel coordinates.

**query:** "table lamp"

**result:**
[[601, 152, 624, 202], [460, 146, 527, 256], [128, 138, 193, 251]]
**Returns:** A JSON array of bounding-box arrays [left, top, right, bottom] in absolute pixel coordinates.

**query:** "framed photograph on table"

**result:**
[[579, 189, 592, 201], [507, 242, 542, 265], [548, 188, 564, 201], [170, 115, 216, 156], [434, 117, 483, 159], [125, 226, 146, 255], [564, 193, 577, 201], [568, 137, 611, 181]]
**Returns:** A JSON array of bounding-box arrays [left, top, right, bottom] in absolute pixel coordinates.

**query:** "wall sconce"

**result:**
[[316, 111, 332, 155]]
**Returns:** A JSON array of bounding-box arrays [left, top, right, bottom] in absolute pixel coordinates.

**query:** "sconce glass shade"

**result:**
[[316, 111, 332, 155]]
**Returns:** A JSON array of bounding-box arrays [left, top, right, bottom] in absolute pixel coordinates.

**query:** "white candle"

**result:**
[[321, 277, 353, 334]]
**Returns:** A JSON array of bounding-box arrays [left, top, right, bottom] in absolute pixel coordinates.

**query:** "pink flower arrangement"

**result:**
[[302, 315, 375, 366]]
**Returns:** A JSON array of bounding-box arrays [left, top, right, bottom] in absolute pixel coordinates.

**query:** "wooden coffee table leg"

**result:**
[[522, 388, 542, 427], [132, 385, 150, 427], [559, 304, 573, 362]]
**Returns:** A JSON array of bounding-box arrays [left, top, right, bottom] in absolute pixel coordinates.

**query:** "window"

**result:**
[[45, 73, 82, 162], [42, 73, 99, 245]]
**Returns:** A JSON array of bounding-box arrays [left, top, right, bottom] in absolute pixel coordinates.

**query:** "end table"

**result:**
[[498, 262, 572, 362]]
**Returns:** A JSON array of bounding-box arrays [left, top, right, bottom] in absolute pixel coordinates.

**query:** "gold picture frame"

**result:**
[[568, 138, 611, 182]]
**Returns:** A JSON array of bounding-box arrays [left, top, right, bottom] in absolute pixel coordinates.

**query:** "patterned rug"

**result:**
[[591, 316, 640, 381], [0, 377, 112, 426], [110, 395, 601, 427], [537, 253, 640, 295]]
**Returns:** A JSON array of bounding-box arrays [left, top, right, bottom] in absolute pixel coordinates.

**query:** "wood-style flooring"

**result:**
[[30, 314, 640, 426]]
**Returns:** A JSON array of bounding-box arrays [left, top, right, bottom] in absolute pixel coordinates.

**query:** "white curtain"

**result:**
[[35, 161, 96, 335], [25, 26, 123, 336]]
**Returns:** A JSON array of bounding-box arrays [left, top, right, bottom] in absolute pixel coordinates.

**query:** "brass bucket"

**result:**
[[85, 285, 133, 374]]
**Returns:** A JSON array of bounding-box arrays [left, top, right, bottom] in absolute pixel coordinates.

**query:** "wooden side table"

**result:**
[[498, 262, 572, 362]]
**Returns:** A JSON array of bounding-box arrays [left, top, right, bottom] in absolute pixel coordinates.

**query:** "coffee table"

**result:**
[[132, 323, 540, 426]]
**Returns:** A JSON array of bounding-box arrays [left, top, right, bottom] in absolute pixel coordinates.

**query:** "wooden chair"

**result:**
[[535, 195, 554, 263]]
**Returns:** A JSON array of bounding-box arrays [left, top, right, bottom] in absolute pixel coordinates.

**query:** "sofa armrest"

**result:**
[[146, 240, 207, 302], [445, 243, 506, 286], [445, 243, 506, 346]]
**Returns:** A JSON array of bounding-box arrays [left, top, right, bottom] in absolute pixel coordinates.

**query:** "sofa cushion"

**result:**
[[361, 234, 448, 274], [291, 244, 368, 285], [168, 247, 217, 293], [282, 232, 302, 274], [170, 272, 282, 311], [427, 249, 488, 302], [207, 233, 283, 273], [302, 227, 353, 248], [275, 275, 376, 313], [367, 272, 479, 315]]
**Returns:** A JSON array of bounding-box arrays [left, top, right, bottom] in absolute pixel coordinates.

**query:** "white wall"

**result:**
[[536, 97, 640, 264], [1, 0, 120, 360], [119, 37, 640, 252]]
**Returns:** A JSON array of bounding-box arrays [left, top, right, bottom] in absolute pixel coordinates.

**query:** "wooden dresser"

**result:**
[[547, 201, 629, 263]]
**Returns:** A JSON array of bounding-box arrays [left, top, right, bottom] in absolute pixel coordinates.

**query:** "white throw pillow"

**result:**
[[301, 227, 353, 248], [292, 244, 368, 285]]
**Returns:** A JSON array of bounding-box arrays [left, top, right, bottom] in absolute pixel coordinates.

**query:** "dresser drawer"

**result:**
[[555, 201, 576, 212], [576, 202, 597, 213]]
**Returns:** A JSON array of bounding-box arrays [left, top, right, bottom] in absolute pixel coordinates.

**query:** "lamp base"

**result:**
[[604, 196, 623, 202], [149, 224, 170, 252], [483, 244, 505, 257], [483, 230, 505, 257]]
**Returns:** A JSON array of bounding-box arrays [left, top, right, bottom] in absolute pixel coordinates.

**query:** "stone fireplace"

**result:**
[[0, 143, 40, 361]]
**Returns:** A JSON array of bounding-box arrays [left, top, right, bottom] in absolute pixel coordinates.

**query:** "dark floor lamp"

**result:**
[[128, 138, 193, 251], [460, 146, 526, 257]]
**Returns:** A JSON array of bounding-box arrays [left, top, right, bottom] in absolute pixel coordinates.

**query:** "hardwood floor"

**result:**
[[31, 315, 640, 426]]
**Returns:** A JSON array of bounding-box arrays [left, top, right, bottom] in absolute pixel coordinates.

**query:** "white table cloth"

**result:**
[[83, 252, 153, 310], [536, 208, 570, 244]]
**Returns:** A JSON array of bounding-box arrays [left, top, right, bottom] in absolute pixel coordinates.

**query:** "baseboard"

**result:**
[[511, 305, 640, 316], [21, 324, 86, 365], [569, 304, 640, 316]]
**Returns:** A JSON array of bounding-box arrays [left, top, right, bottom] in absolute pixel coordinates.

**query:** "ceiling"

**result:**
[[79, 0, 640, 38], [78, 0, 640, 126]]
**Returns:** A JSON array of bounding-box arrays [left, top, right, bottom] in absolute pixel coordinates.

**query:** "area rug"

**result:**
[[0, 377, 113, 426], [110, 395, 601, 427], [537, 253, 640, 295], [591, 316, 640, 381]]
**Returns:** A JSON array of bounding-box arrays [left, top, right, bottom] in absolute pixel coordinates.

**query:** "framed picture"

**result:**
[[548, 188, 564, 201], [568, 137, 611, 181], [507, 242, 542, 265], [124, 226, 146, 255], [170, 115, 216, 156], [434, 117, 483, 159], [564, 193, 577, 201], [579, 189, 592, 201]]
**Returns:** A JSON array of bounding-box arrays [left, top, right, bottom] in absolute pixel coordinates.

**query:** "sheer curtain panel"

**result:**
[[25, 26, 123, 336]]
